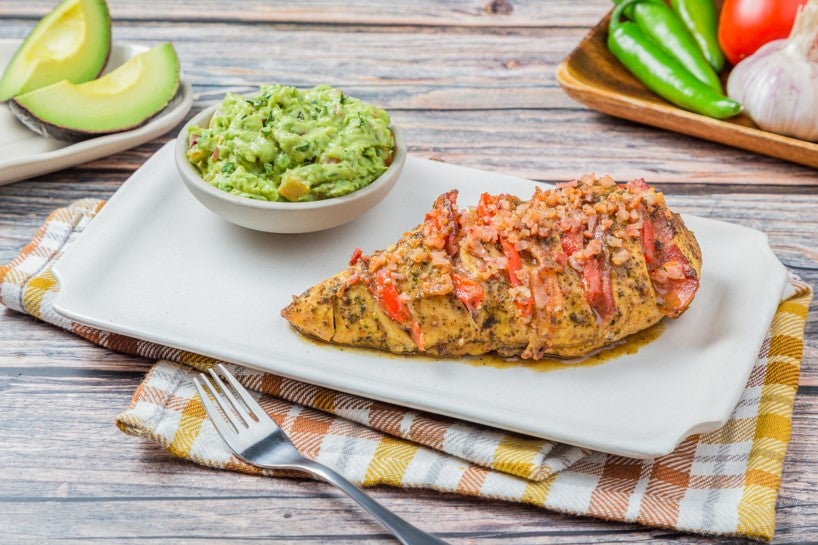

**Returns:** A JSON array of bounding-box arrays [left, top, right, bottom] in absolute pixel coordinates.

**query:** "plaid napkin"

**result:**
[[1, 199, 812, 541]]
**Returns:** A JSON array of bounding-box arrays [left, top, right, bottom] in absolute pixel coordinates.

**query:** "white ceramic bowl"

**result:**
[[174, 103, 406, 233]]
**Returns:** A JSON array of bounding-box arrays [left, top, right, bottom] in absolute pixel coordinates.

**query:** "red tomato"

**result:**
[[451, 271, 484, 309], [718, 0, 807, 66]]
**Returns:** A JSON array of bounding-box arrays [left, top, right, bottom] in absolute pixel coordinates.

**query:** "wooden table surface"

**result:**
[[1, 1, 816, 543]]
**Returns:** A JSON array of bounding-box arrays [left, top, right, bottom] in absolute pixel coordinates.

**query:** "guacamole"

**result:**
[[186, 84, 394, 202]]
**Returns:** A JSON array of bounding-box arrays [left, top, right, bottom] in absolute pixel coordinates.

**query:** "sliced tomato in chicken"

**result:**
[[562, 229, 616, 323], [560, 230, 583, 256], [581, 254, 616, 323], [581, 256, 601, 300], [500, 237, 533, 317], [373, 268, 410, 322], [451, 270, 485, 312], [372, 267, 423, 348], [651, 245, 699, 318], [597, 253, 616, 322], [646, 212, 699, 318], [501, 238, 522, 285]]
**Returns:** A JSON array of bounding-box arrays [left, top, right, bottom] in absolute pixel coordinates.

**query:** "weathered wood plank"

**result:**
[[0, 0, 611, 28], [3, 112, 817, 187], [0, 21, 600, 111]]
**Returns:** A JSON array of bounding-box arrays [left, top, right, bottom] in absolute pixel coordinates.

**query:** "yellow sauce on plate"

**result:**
[[462, 320, 665, 372], [299, 320, 665, 372]]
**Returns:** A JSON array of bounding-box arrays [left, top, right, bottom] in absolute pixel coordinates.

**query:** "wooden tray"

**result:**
[[556, 11, 818, 170]]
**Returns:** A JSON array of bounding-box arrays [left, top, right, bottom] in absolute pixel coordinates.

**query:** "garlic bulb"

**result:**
[[727, 0, 818, 142]]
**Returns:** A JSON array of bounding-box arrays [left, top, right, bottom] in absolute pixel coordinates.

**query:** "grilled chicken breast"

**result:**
[[282, 174, 702, 359]]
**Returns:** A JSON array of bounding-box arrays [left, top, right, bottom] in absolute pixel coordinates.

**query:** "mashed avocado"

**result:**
[[186, 84, 394, 202]]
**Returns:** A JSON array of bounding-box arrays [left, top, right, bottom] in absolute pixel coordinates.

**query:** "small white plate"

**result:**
[[0, 40, 193, 186], [51, 142, 788, 458]]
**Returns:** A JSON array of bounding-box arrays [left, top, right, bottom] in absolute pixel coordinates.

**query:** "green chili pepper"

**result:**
[[613, 0, 722, 91], [607, 0, 742, 119], [669, 0, 726, 73]]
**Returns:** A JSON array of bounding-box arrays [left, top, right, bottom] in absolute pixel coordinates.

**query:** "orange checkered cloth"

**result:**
[[1, 199, 812, 541]]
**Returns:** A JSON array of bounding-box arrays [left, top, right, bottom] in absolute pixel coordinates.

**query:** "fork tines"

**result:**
[[193, 364, 265, 439]]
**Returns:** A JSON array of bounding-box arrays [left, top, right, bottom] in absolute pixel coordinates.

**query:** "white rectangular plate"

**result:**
[[52, 142, 788, 458]]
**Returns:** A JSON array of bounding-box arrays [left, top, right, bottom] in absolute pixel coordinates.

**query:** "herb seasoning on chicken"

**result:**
[[281, 174, 702, 360]]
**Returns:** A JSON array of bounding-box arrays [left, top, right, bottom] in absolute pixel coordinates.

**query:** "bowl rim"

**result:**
[[174, 100, 406, 211]]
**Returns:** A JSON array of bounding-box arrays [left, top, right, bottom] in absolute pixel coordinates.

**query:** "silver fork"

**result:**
[[193, 364, 450, 545]]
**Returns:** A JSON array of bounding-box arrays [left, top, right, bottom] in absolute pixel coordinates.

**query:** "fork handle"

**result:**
[[297, 459, 450, 545]]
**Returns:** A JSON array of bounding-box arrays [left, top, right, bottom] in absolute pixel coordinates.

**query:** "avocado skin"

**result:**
[[8, 88, 181, 142]]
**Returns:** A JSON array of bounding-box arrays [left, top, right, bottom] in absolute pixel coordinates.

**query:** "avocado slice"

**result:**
[[9, 43, 181, 142], [0, 0, 111, 102]]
